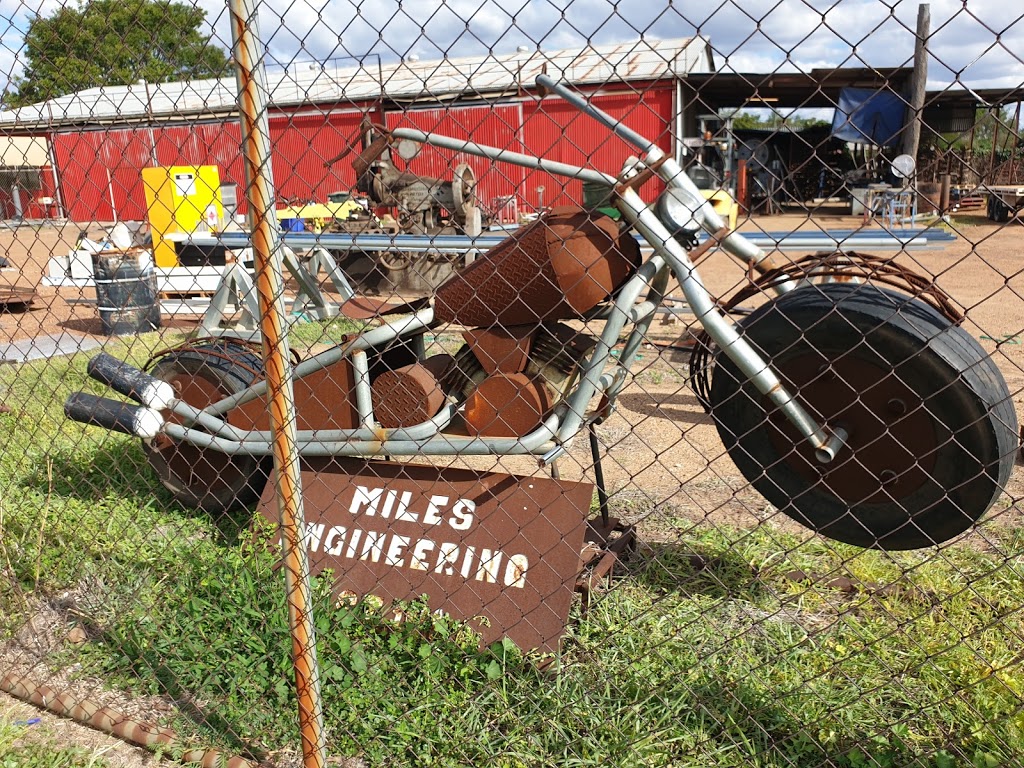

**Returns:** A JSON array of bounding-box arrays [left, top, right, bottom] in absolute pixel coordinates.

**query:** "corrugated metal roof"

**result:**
[[0, 37, 710, 131]]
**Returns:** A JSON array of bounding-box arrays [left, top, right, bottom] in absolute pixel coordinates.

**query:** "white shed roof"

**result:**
[[0, 37, 712, 131]]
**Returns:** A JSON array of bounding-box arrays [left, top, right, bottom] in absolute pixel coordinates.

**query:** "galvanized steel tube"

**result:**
[[163, 411, 562, 457], [390, 127, 617, 187], [205, 308, 435, 417], [617, 187, 842, 458], [168, 400, 459, 444]]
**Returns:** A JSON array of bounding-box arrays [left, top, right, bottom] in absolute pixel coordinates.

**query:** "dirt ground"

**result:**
[[1, 689, 161, 766], [3, 209, 1024, 762]]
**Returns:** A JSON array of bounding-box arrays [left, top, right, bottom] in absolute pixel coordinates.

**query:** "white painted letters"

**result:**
[[305, 484, 532, 590]]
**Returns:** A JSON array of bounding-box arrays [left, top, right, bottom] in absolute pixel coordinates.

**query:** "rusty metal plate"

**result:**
[[231, 357, 359, 432], [764, 352, 936, 505], [0, 286, 37, 311], [371, 354, 452, 429], [433, 207, 641, 327], [339, 295, 429, 320], [462, 326, 535, 375], [259, 458, 593, 653]]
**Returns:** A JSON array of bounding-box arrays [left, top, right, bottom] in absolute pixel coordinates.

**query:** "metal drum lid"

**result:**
[[463, 372, 555, 437]]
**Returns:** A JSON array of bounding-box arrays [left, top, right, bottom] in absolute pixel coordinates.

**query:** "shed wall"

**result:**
[[48, 84, 678, 222]]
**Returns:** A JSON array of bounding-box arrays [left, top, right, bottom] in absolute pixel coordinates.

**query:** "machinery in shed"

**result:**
[[317, 118, 485, 291], [352, 119, 481, 236]]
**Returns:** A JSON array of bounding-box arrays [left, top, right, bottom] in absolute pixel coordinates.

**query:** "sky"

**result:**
[[1, 0, 1022, 97]]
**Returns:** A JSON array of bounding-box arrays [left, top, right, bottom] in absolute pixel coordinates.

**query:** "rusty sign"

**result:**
[[259, 458, 593, 653]]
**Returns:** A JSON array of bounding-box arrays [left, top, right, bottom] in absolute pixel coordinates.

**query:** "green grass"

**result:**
[[1, 347, 1023, 766], [283, 315, 368, 349], [0, 718, 111, 767]]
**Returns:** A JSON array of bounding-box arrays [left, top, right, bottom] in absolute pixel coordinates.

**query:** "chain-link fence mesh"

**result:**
[[1, 1, 1024, 766]]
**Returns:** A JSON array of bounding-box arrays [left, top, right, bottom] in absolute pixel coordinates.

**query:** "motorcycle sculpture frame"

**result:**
[[67, 74, 1016, 551], [148, 75, 843, 464]]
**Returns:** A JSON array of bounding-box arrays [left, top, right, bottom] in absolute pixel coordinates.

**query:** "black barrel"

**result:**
[[93, 251, 161, 335]]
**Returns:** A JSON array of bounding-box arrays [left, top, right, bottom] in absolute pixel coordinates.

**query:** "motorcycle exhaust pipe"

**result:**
[[64, 393, 164, 439], [86, 353, 175, 410]]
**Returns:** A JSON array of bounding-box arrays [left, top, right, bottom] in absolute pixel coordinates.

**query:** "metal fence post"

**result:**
[[227, 1, 327, 765]]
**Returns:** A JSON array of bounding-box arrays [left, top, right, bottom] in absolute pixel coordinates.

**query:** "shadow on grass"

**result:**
[[133, 658, 274, 764], [623, 540, 767, 601], [675, 677, 920, 768], [23, 436, 258, 545]]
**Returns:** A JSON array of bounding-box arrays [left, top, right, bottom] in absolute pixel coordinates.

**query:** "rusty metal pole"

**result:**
[[736, 158, 749, 215], [227, 2, 327, 766]]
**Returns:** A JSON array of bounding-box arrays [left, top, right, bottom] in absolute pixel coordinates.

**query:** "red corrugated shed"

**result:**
[[269, 109, 365, 202], [48, 85, 676, 222], [37, 166, 59, 218], [0, 165, 58, 219], [52, 131, 115, 221], [52, 127, 154, 220], [520, 86, 675, 210]]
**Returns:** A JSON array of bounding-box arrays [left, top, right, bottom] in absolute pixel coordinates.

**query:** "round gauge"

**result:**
[[656, 186, 706, 235]]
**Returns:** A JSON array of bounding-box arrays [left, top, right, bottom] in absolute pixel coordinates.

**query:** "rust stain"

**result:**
[[625, 53, 642, 79]]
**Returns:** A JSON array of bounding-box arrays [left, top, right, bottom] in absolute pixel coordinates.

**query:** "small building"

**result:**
[[0, 136, 59, 219]]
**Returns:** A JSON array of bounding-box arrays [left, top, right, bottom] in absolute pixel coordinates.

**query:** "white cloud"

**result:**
[[2, 0, 1022, 92]]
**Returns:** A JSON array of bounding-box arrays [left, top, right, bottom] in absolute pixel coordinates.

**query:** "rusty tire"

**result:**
[[709, 283, 1016, 550], [143, 343, 270, 513]]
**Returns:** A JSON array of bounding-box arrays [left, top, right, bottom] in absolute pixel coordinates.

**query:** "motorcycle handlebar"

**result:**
[[534, 74, 777, 276], [535, 73, 660, 157]]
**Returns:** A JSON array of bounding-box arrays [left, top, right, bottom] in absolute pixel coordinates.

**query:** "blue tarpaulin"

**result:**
[[831, 87, 906, 146]]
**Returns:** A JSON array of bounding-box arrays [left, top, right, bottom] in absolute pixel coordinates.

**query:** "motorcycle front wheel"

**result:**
[[709, 283, 1017, 550]]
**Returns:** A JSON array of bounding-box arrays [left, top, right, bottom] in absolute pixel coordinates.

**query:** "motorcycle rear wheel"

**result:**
[[709, 283, 1016, 549]]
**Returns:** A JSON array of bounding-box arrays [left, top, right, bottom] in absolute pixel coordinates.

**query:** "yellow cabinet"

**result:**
[[142, 166, 223, 267]]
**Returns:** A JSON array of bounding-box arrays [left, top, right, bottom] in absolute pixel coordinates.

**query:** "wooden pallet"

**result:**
[[159, 290, 215, 300]]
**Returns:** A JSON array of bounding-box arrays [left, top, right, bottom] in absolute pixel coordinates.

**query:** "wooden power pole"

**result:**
[[902, 4, 931, 161]]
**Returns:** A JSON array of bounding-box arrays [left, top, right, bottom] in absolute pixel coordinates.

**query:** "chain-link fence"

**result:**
[[1, 1, 1023, 766]]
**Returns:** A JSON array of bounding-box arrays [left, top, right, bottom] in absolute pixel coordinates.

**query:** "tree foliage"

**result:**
[[10, 0, 229, 107], [732, 110, 831, 131], [933, 107, 1021, 155]]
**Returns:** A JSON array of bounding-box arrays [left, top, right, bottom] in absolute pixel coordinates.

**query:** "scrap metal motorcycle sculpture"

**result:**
[[66, 75, 1017, 551]]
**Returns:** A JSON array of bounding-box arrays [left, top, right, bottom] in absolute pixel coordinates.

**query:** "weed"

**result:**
[[0, 718, 111, 767], [285, 316, 368, 350]]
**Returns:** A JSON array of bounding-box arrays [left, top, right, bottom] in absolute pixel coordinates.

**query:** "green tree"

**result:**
[[9, 0, 228, 107], [934, 107, 1020, 156], [733, 110, 831, 131], [733, 111, 783, 130]]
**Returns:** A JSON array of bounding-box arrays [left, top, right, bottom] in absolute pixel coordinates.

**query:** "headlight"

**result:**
[[656, 187, 706, 238]]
